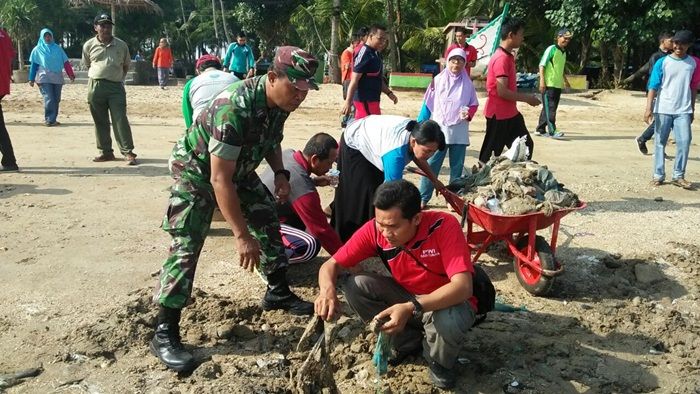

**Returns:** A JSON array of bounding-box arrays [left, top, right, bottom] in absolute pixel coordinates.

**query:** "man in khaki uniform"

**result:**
[[82, 13, 137, 165]]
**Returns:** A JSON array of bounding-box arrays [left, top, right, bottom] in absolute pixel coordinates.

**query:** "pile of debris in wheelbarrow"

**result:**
[[448, 136, 580, 216]]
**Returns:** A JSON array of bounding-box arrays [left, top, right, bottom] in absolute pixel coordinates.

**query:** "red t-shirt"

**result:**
[[444, 43, 478, 76], [341, 46, 353, 82], [333, 211, 477, 310], [484, 47, 518, 120], [0, 28, 15, 97]]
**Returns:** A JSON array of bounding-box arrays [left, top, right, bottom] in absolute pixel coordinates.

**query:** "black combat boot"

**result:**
[[261, 268, 314, 315], [149, 306, 196, 372]]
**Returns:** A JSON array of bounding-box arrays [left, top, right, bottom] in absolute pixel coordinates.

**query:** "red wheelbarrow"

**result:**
[[438, 188, 586, 295]]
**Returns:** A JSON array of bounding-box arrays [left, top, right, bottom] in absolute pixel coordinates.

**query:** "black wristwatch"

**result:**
[[410, 298, 423, 319], [274, 169, 291, 181]]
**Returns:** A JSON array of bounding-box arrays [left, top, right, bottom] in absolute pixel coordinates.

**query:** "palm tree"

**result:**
[[0, 0, 38, 71]]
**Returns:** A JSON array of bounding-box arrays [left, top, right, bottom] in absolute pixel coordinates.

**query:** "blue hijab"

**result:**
[[29, 28, 67, 73]]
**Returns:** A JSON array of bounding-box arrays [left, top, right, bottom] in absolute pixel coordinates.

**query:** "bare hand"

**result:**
[[341, 103, 351, 116], [274, 177, 291, 203], [644, 110, 653, 125], [28, 81, 34, 87], [314, 290, 341, 321], [388, 92, 398, 104], [313, 175, 332, 187], [236, 234, 261, 272], [539, 83, 545, 94], [246, 69, 255, 78], [526, 95, 541, 107], [374, 302, 414, 335], [433, 179, 445, 194]]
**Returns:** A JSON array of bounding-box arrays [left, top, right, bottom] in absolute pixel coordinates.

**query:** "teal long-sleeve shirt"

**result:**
[[223, 43, 255, 74]]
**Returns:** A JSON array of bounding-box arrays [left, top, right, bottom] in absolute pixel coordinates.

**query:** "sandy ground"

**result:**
[[0, 81, 699, 393]]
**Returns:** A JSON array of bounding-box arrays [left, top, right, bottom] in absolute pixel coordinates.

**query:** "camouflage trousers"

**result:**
[[155, 173, 288, 309]]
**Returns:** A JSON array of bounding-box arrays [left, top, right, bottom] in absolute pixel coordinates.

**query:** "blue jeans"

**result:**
[[419, 144, 467, 204], [38, 83, 63, 124], [639, 120, 655, 143], [653, 113, 692, 181]]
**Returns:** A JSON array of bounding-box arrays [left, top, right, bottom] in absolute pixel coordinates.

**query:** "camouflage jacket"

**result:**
[[168, 75, 289, 193]]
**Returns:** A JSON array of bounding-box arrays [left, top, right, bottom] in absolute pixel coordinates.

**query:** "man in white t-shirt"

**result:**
[[182, 54, 239, 128], [644, 30, 699, 190]]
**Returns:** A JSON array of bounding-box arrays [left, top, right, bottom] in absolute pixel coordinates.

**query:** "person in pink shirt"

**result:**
[[0, 26, 18, 171], [443, 27, 478, 76], [478, 17, 540, 165]]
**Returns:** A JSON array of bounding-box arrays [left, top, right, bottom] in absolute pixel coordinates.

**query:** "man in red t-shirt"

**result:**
[[443, 27, 478, 76], [341, 31, 364, 100], [478, 17, 541, 165], [315, 180, 476, 389]]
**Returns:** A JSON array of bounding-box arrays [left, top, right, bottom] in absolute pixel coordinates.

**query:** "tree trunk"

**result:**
[[611, 44, 624, 87], [329, 0, 341, 83], [599, 41, 610, 87], [211, 0, 219, 41], [219, 0, 230, 43], [16, 39, 24, 71], [179, 0, 192, 62], [111, 3, 117, 36], [385, 0, 398, 72], [394, 0, 402, 71], [579, 34, 591, 71]]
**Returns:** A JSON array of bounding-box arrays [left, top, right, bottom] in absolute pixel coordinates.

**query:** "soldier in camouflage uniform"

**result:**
[[150, 47, 319, 372]]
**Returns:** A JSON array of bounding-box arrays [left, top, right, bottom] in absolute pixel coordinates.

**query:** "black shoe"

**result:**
[[261, 268, 314, 315], [635, 137, 648, 155], [388, 345, 423, 366], [150, 307, 196, 372], [427, 359, 456, 389], [0, 165, 19, 172]]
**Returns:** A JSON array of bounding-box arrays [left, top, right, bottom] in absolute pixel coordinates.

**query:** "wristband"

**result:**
[[274, 169, 291, 181]]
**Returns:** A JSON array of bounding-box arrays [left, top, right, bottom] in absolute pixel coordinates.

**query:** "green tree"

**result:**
[[0, 0, 39, 70]]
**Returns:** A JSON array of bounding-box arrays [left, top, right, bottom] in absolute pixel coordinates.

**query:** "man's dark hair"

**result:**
[[499, 17, 525, 40], [351, 31, 363, 43], [303, 132, 338, 161], [454, 26, 468, 35], [369, 24, 387, 35], [407, 119, 446, 151], [374, 180, 421, 219], [658, 32, 672, 42], [357, 26, 369, 38], [237, 31, 246, 38]]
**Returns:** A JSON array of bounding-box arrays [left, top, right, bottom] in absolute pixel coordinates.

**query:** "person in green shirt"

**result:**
[[536, 28, 572, 139]]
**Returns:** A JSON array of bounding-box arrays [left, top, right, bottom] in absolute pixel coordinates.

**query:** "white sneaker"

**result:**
[[550, 131, 565, 139]]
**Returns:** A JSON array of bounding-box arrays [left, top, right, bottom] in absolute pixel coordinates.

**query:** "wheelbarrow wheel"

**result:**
[[513, 235, 556, 296]]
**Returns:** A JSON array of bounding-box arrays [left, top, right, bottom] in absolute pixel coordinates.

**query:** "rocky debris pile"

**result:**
[[449, 156, 580, 216]]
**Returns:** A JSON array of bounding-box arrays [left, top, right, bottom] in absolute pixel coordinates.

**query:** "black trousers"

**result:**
[[536, 87, 562, 133], [478, 113, 533, 164], [0, 98, 17, 168], [331, 134, 384, 242]]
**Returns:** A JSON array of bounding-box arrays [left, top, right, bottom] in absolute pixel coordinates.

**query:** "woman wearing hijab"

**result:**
[[417, 48, 479, 207], [331, 115, 445, 241], [28, 28, 75, 127], [153, 38, 174, 89]]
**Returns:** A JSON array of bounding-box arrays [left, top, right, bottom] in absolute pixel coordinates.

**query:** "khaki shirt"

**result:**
[[82, 36, 130, 82]]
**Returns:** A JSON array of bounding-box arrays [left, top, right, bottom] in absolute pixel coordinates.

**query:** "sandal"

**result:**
[[650, 180, 663, 187], [670, 178, 694, 190]]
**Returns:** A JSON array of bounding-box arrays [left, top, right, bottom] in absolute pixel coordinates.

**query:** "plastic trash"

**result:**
[[486, 198, 503, 214]]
